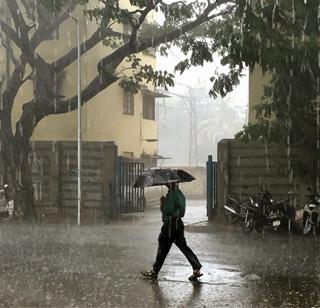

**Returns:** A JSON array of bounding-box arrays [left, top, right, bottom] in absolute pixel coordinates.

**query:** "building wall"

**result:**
[[27, 141, 118, 222], [216, 139, 308, 220], [6, 1, 157, 159]]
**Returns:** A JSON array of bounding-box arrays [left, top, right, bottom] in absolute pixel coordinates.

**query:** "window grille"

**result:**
[[123, 90, 134, 115], [143, 94, 155, 120]]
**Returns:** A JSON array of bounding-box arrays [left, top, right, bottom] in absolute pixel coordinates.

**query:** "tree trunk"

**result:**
[[13, 134, 37, 221], [0, 137, 36, 221]]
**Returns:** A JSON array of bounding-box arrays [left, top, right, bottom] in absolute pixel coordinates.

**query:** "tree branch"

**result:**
[[140, 7, 232, 51], [0, 19, 22, 49], [55, 76, 119, 114], [21, 69, 34, 84], [2, 57, 27, 114], [4, 0, 40, 70], [30, 0, 78, 48], [17, 69, 118, 143], [5, 0, 28, 33], [52, 0, 226, 77], [0, 34, 20, 67], [53, 0, 158, 74], [97, 1, 229, 71], [46, 46, 127, 116], [19, 0, 36, 21], [53, 27, 123, 72]]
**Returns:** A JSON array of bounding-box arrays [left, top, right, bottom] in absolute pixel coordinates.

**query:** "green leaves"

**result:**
[[174, 60, 191, 75], [159, 2, 193, 23], [213, 0, 320, 182], [119, 55, 174, 93], [209, 69, 242, 98], [102, 37, 122, 50], [86, 0, 131, 25]]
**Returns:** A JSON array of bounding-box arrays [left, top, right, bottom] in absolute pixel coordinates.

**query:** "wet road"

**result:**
[[0, 201, 319, 307]]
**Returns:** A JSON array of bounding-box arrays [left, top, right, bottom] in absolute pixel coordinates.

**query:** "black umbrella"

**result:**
[[133, 168, 195, 188]]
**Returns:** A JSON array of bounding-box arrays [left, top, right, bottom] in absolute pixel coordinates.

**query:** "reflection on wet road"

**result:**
[[0, 200, 319, 307]]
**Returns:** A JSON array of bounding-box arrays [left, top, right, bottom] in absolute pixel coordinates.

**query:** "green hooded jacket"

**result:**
[[161, 189, 186, 222]]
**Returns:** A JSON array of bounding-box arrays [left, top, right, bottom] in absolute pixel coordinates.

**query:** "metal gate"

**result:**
[[117, 157, 145, 214], [206, 155, 218, 218]]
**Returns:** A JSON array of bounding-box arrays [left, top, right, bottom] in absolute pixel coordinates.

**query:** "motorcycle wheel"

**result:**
[[224, 210, 239, 225], [312, 225, 317, 238], [242, 218, 254, 234], [303, 220, 312, 236]]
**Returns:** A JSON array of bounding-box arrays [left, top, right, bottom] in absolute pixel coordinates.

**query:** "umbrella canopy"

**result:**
[[133, 168, 195, 188]]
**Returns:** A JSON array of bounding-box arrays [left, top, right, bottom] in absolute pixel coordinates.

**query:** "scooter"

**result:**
[[0, 184, 14, 221], [302, 190, 320, 237]]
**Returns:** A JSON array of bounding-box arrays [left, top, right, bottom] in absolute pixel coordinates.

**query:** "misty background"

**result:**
[[156, 49, 248, 166]]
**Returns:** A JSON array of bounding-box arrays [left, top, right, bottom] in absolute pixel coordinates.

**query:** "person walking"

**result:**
[[142, 182, 202, 280]]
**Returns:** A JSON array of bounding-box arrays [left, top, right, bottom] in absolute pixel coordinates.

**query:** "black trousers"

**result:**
[[153, 218, 202, 273]]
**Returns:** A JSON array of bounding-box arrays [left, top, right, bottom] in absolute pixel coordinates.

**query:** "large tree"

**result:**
[[0, 0, 236, 219]]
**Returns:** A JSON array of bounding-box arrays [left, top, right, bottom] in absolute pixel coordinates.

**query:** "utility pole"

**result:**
[[62, 9, 82, 226]]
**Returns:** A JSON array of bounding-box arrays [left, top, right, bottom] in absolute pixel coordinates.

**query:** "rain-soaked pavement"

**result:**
[[0, 200, 320, 307]]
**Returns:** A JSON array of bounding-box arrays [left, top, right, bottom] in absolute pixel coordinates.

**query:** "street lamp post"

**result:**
[[76, 16, 81, 227], [63, 10, 81, 226]]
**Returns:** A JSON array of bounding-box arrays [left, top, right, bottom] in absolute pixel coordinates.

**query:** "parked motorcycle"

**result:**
[[272, 191, 296, 232], [223, 190, 270, 233], [0, 184, 14, 221], [224, 189, 295, 234], [302, 189, 320, 236], [246, 189, 274, 233], [224, 196, 244, 224]]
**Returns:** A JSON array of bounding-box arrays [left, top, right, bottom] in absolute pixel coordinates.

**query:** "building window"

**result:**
[[29, 153, 43, 176], [123, 90, 134, 115], [143, 94, 155, 120]]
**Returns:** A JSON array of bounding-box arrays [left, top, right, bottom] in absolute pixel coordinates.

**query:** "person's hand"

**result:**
[[160, 196, 165, 211]]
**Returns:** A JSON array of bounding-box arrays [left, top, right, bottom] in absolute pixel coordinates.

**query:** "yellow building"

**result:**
[[2, 1, 159, 164]]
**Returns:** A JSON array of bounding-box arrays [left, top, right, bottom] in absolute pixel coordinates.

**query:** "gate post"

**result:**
[[116, 156, 122, 217], [206, 155, 214, 218]]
